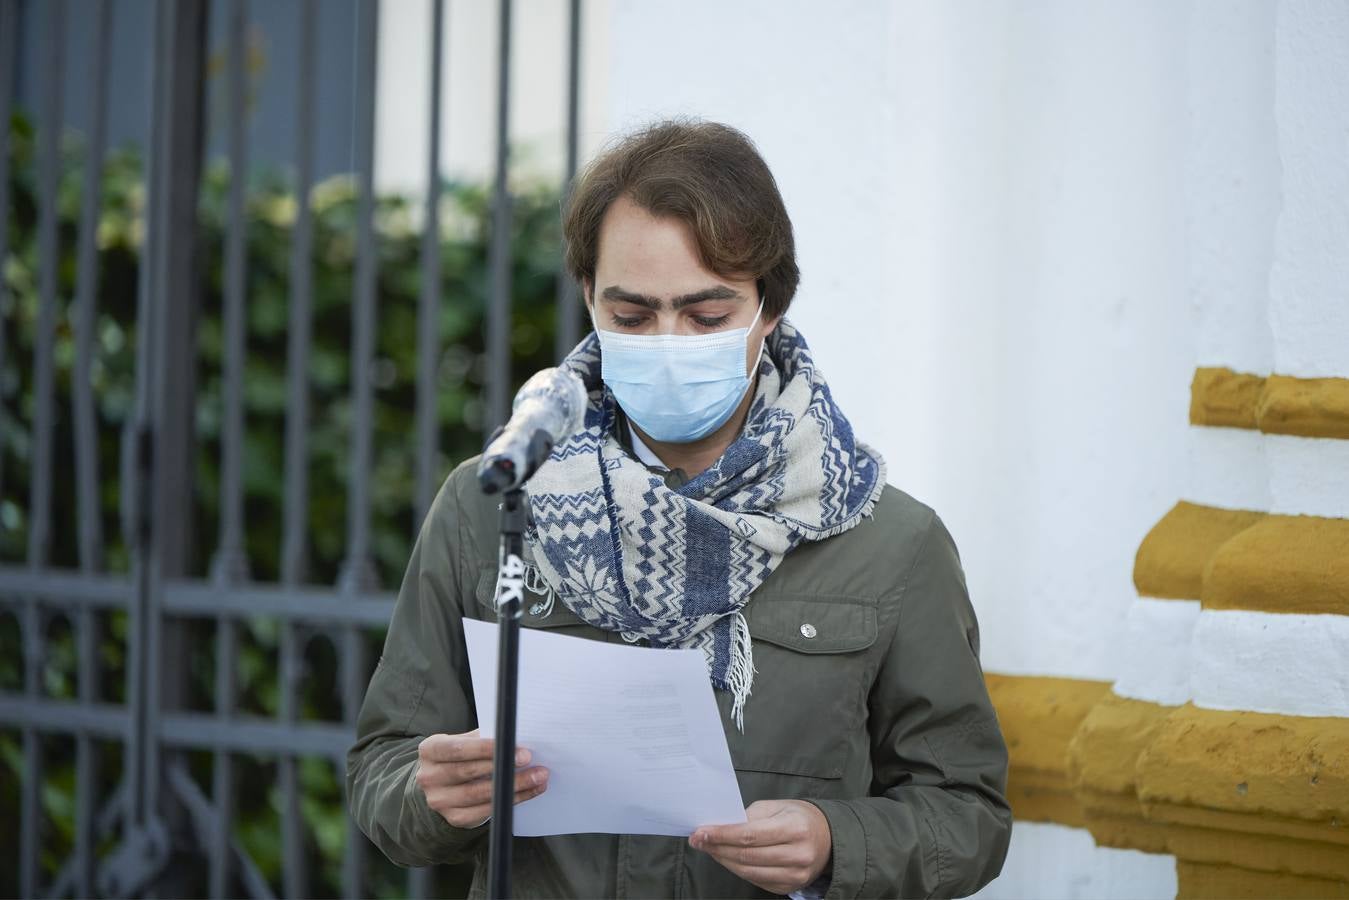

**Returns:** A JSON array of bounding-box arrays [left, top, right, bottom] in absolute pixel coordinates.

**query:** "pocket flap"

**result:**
[[473, 567, 588, 629], [745, 596, 877, 654]]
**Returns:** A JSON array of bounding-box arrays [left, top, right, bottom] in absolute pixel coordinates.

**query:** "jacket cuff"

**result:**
[[403, 763, 489, 859], [805, 799, 867, 900]]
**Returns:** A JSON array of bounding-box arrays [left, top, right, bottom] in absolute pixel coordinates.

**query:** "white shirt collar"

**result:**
[[627, 423, 669, 471]]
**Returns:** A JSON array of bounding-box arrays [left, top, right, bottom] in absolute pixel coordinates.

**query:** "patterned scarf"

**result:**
[[523, 320, 886, 728]]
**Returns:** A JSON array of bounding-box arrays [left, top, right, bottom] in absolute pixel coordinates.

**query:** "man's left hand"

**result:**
[[689, 799, 832, 895]]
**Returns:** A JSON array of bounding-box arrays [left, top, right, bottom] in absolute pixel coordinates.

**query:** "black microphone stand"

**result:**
[[478, 428, 554, 900], [487, 486, 526, 900]]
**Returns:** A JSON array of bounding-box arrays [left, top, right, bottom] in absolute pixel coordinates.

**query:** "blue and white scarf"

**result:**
[[523, 320, 887, 728]]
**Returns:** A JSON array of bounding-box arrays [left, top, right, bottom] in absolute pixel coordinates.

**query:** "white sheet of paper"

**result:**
[[463, 617, 748, 837]]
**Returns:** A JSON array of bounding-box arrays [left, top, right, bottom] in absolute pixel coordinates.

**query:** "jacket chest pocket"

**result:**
[[724, 595, 878, 780]]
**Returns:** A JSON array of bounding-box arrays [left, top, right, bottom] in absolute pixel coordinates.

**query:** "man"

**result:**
[[348, 120, 1011, 898]]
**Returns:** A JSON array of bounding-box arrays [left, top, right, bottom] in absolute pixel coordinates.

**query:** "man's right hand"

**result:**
[[415, 729, 550, 828]]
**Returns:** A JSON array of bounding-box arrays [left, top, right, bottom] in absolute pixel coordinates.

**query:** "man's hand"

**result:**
[[689, 799, 832, 895], [415, 729, 549, 828]]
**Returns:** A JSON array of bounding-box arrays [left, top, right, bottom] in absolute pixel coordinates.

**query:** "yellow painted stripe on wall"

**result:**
[[1190, 367, 1349, 439], [985, 674, 1109, 827], [1203, 514, 1349, 614], [1178, 860, 1349, 900], [1132, 501, 1349, 614], [1190, 367, 1265, 429], [1068, 692, 1174, 852], [1163, 817, 1349, 886], [987, 675, 1349, 886], [1138, 707, 1349, 847], [1071, 693, 1169, 799], [1133, 501, 1265, 600], [1259, 374, 1349, 440]]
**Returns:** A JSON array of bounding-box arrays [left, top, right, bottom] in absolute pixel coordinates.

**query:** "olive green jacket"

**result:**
[[347, 457, 1011, 899]]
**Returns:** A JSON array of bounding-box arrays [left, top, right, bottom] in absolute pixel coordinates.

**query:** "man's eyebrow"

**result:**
[[599, 284, 743, 310], [600, 286, 660, 309], [672, 285, 741, 308]]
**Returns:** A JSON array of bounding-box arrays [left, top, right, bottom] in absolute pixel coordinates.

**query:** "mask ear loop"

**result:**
[[747, 293, 768, 376]]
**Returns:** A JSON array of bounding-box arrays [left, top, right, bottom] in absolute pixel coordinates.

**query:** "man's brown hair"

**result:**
[[562, 119, 800, 319]]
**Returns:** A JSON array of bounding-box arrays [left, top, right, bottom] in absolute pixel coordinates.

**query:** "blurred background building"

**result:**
[[2, 1, 1347, 898]]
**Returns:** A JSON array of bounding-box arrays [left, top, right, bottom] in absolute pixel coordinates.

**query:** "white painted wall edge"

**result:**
[[1192, 608, 1349, 717], [1113, 598, 1200, 706], [972, 821, 1177, 900], [1267, 433, 1349, 518], [1183, 426, 1270, 512], [1183, 427, 1349, 518]]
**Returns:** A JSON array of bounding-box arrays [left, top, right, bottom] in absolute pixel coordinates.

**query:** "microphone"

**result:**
[[478, 367, 588, 494]]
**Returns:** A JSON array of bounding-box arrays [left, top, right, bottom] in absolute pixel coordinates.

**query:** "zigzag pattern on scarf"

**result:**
[[550, 438, 604, 461], [628, 481, 687, 618], [810, 399, 852, 522]]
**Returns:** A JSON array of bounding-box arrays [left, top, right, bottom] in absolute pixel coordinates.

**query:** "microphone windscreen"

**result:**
[[510, 367, 587, 444], [477, 368, 588, 493]]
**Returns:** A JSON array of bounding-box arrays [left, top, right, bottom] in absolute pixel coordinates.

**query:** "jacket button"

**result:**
[[800, 623, 817, 638]]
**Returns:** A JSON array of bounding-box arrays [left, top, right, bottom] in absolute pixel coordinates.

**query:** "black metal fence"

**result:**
[[0, 0, 583, 895]]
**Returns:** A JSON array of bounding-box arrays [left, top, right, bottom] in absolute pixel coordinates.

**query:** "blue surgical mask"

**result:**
[[592, 299, 766, 443]]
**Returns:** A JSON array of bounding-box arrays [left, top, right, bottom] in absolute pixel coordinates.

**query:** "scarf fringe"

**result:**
[[726, 612, 756, 732]]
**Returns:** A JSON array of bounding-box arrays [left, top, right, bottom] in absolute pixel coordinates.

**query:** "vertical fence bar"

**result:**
[[21, 3, 65, 894], [148, 2, 206, 583], [411, 10, 447, 895], [20, 602, 44, 900], [124, 0, 170, 835], [485, 0, 513, 430], [75, 605, 100, 898], [280, 2, 317, 896], [73, 4, 113, 893], [145, 4, 211, 881], [554, 0, 582, 360], [281, 0, 317, 591], [143, 3, 209, 886], [212, 0, 251, 585], [141, 0, 177, 848], [342, 2, 380, 895], [0, 0, 17, 500], [277, 625, 306, 898], [211, 1, 250, 895], [28, 0, 63, 583], [339, 0, 379, 595], [211, 619, 238, 898], [340, 627, 368, 899], [73, 0, 111, 574], [415, 0, 446, 527]]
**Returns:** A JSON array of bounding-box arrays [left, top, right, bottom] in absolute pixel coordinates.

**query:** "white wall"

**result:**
[[605, 0, 1195, 684], [974, 822, 1176, 900], [1178, 0, 1349, 728], [1187, 0, 1278, 376], [1269, 0, 1349, 379]]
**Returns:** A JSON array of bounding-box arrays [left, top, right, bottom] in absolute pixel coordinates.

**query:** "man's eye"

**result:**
[[693, 315, 731, 328], [612, 314, 644, 328]]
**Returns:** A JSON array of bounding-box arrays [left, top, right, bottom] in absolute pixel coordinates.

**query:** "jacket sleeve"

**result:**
[[809, 512, 1013, 899], [345, 470, 489, 867]]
